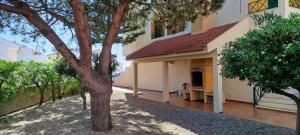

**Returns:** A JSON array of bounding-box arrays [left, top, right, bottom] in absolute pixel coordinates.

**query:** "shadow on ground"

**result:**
[[0, 91, 295, 135]]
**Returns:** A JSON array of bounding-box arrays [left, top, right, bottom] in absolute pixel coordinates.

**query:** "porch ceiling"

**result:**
[[126, 23, 237, 60]]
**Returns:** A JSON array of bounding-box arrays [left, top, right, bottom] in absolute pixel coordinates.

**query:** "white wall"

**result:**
[[0, 38, 19, 60], [223, 78, 253, 103], [0, 38, 47, 62], [169, 60, 191, 92], [286, 2, 300, 17], [114, 60, 191, 92], [208, 0, 248, 28], [113, 66, 133, 88], [17, 47, 47, 62], [137, 62, 163, 91]]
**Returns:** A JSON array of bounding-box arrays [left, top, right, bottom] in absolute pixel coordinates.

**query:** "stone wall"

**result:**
[[0, 90, 52, 116]]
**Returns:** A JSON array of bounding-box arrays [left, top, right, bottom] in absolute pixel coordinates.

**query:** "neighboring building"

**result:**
[[0, 38, 47, 62], [114, 0, 300, 113]]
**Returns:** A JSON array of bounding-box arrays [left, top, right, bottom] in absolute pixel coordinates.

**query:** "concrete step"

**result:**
[[263, 93, 292, 99], [260, 97, 296, 105], [258, 101, 297, 112]]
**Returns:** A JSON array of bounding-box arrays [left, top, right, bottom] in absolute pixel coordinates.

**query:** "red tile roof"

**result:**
[[126, 23, 237, 60]]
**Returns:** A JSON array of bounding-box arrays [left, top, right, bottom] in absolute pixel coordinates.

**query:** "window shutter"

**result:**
[[268, 0, 278, 8]]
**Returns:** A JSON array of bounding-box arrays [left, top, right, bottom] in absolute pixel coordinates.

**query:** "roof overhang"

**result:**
[[126, 23, 237, 60], [132, 49, 216, 63], [127, 17, 252, 63]]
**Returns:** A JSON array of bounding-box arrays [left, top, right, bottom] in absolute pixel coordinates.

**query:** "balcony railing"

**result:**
[[248, 0, 278, 14], [289, 0, 300, 8]]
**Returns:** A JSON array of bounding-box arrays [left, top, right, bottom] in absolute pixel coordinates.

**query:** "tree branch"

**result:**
[[37, 0, 74, 27], [46, 10, 74, 27], [275, 89, 299, 102], [98, 0, 129, 74], [0, 1, 81, 72], [0, 2, 24, 14], [69, 0, 92, 70]]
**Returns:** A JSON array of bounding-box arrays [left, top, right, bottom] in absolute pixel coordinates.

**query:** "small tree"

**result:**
[[0, 60, 21, 102], [220, 13, 300, 135], [47, 63, 60, 102], [53, 57, 87, 109], [19, 62, 56, 106]]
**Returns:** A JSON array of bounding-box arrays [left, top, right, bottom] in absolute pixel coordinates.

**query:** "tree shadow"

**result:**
[[0, 94, 174, 135], [0, 92, 295, 135]]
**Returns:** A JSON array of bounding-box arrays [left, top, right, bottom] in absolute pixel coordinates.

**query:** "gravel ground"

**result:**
[[0, 88, 295, 135]]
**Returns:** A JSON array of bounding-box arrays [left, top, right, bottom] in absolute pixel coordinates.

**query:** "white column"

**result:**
[[162, 61, 170, 102], [278, 0, 289, 17], [213, 51, 223, 113], [7, 48, 20, 61], [133, 62, 138, 96]]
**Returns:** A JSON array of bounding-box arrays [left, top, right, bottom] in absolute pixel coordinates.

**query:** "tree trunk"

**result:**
[[90, 86, 112, 131], [0, 80, 3, 89], [58, 75, 62, 99], [51, 83, 56, 102], [296, 102, 300, 135], [39, 89, 44, 106], [80, 82, 87, 110]]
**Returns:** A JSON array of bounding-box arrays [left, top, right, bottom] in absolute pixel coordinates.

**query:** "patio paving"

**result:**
[[133, 87, 296, 129], [0, 88, 295, 135]]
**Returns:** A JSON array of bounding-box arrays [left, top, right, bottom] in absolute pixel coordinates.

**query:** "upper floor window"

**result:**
[[151, 18, 165, 39], [166, 19, 185, 35], [151, 17, 185, 39], [248, 0, 278, 14]]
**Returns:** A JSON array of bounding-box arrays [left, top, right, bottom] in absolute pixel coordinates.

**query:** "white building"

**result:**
[[114, 0, 300, 113], [0, 38, 47, 62]]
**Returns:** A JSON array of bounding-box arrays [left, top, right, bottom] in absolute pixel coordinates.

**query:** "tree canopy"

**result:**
[[0, 0, 224, 45], [220, 12, 300, 135], [221, 13, 300, 99], [0, 0, 225, 131], [0, 60, 21, 102]]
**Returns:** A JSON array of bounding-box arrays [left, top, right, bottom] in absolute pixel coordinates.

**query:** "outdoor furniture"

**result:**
[[206, 92, 214, 104], [182, 83, 205, 101], [182, 83, 190, 100]]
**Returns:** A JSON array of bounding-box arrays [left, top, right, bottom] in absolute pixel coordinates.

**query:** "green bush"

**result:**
[[0, 60, 80, 104]]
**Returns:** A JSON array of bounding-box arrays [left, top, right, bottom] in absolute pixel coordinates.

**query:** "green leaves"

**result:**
[[0, 60, 22, 102], [220, 12, 300, 94], [0, 60, 60, 103]]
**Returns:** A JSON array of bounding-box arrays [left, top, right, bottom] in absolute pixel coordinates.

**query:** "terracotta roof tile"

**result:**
[[127, 23, 236, 59]]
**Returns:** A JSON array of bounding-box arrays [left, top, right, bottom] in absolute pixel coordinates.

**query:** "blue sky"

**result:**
[[0, 32, 128, 70]]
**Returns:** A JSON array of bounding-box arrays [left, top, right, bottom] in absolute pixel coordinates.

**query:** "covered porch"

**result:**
[[126, 23, 241, 114], [131, 50, 224, 113]]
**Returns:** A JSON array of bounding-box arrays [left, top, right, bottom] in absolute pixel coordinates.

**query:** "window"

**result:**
[[151, 17, 186, 39], [151, 18, 165, 39], [166, 20, 185, 35]]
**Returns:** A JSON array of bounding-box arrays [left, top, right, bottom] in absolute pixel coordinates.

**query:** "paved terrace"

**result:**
[[128, 87, 296, 129], [0, 87, 295, 135]]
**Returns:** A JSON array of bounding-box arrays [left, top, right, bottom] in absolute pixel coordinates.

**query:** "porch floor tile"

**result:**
[[133, 88, 296, 129]]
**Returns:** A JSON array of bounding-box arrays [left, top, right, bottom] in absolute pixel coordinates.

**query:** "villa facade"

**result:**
[[114, 0, 300, 113]]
